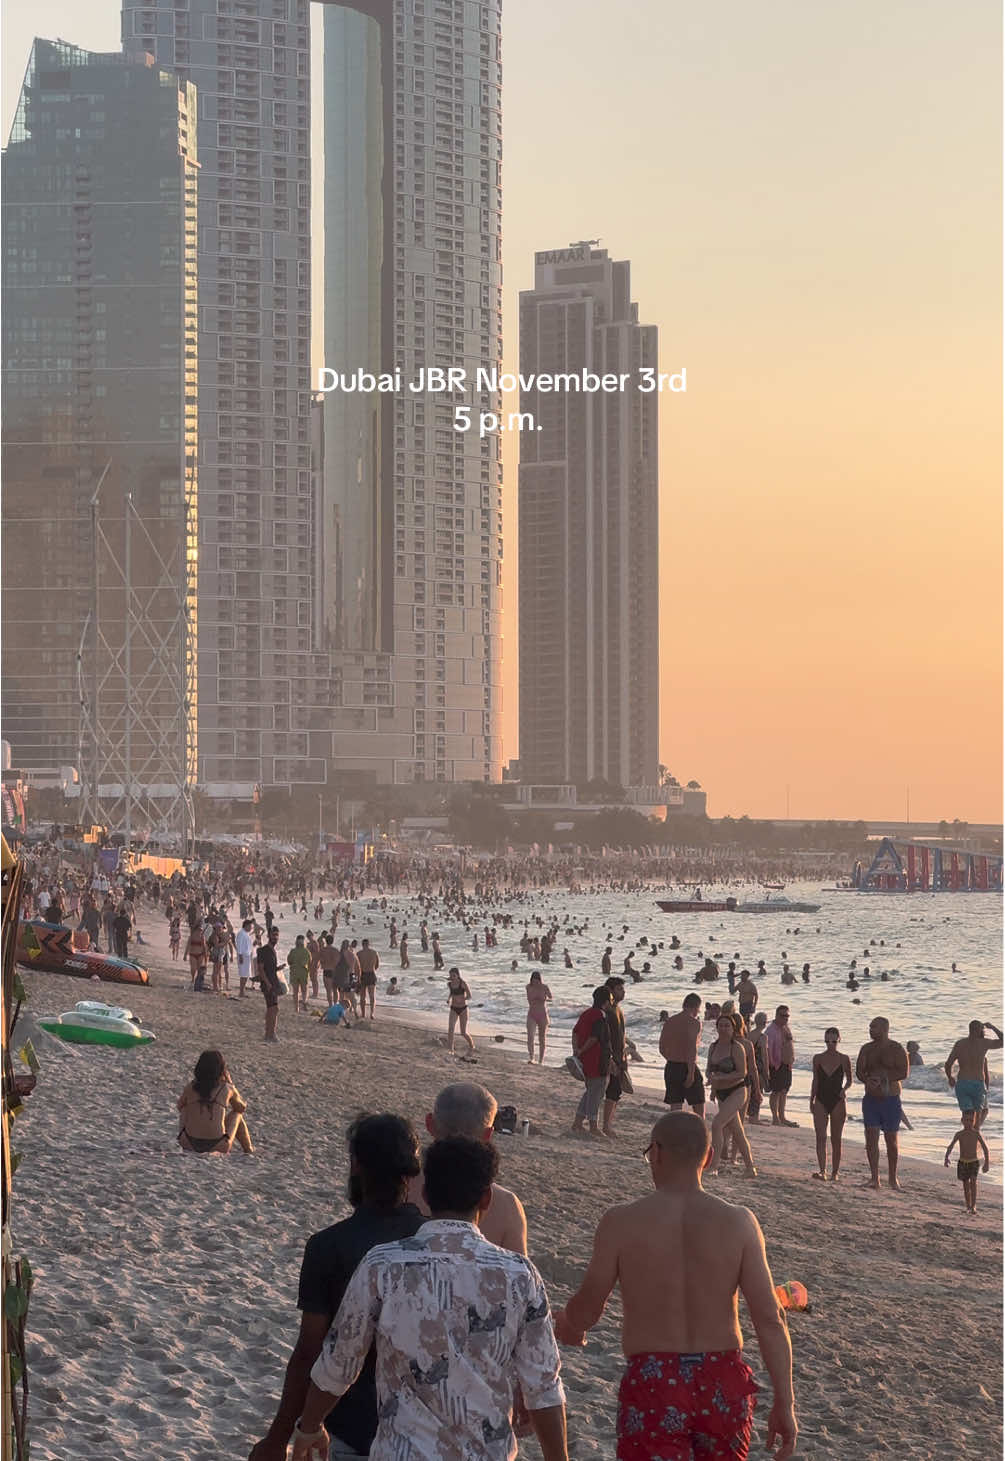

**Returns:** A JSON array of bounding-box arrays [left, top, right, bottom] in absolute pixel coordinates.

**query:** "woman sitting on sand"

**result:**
[[809, 1028, 852, 1181], [176, 1050, 254, 1155], [705, 1014, 757, 1178], [526, 970, 553, 1064]]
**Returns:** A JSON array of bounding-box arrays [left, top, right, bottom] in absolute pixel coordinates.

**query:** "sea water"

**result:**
[[340, 881, 1003, 1177]]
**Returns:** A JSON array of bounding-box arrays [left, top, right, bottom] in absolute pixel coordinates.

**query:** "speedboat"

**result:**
[[736, 895, 821, 914], [656, 897, 738, 913]]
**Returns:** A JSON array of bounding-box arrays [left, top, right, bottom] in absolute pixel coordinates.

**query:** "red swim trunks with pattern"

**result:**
[[617, 1350, 759, 1460]]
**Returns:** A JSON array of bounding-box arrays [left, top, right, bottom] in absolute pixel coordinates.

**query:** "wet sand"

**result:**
[[10, 907, 1002, 1460]]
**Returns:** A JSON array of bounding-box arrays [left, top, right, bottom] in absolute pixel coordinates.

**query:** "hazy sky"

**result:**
[[4, 1, 1001, 821]]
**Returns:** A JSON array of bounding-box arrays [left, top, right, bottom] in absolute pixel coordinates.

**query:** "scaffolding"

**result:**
[[77, 483, 197, 855]]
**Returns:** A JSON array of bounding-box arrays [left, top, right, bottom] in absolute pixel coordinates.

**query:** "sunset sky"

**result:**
[[4, 1, 1001, 821]]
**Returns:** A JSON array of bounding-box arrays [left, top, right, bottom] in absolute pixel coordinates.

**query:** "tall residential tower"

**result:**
[[121, 0, 332, 796], [321, 0, 504, 783], [2, 40, 199, 838], [121, 0, 503, 793], [518, 245, 659, 790]]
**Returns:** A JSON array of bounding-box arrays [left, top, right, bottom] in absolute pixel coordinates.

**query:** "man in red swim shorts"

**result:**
[[553, 1112, 797, 1460]]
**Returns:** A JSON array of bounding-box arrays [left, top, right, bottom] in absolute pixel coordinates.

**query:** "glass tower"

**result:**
[[2, 39, 199, 836], [322, 0, 504, 784], [121, 0, 330, 795]]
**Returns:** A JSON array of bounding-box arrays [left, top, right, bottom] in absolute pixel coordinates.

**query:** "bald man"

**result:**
[[855, 1016, 910, 1190], [408, 1081, 528, 1254], [553, 1112, 797, 1461]]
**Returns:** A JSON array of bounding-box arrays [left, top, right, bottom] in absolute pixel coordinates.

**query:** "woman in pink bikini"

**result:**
[[526, 969, 553, 1064]]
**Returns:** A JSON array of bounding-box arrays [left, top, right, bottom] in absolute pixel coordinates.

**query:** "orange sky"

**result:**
[[498, 0, 1002, 820], [4, 0, 1001, 820]]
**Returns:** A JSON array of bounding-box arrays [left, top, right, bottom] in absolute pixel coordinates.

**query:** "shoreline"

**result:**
[[63, 914, 1003, 1181], [362, 994, 1003, 1181]]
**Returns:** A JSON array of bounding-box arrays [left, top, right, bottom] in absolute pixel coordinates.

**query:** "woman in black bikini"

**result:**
[[723, 1011, 762, 1165], [809, 1027, 852, 1180], [177, 1050, 254, 1154], [446, 967, 476, 1053], [705, 1015, 757, 1178]]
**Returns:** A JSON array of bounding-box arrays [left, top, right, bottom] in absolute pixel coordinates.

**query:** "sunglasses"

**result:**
[[643, 1141, 661, 1164]]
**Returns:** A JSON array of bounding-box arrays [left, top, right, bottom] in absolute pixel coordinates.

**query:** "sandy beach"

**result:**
[[10, 907, 1002, 1461]]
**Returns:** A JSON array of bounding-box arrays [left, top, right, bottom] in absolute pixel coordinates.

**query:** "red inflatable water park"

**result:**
[[16, 921, 149, 986]]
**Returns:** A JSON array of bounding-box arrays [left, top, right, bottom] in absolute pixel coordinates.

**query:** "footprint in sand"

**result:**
[[31, 1352, 64, 1375]]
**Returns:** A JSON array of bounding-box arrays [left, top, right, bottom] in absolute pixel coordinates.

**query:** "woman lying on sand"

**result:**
[[176, 1050, 254, 1154]]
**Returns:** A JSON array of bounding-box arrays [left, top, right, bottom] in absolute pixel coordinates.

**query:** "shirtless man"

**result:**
[[356, 938, 380, 1019], [409, 1081, 527, 1253], [304, 929, 321, 1001], [736, 970, 759, 1024], [553, 1112, 797, 1460], [944, 1021, 1002, 1129], [660, 993, 705, 1115], [855, 1017, 909, 1190], [766, 1007, 796, 1127]]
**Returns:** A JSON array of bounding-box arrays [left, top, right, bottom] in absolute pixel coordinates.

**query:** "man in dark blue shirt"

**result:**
[[256, 927, 282, 1042], [248, 1114, 423, 1461]]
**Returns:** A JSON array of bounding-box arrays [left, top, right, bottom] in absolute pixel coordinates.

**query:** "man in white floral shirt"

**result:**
[[291, 1138, 568, 1461]]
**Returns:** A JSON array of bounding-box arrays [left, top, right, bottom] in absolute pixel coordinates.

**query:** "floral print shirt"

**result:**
[[310, 1218, 565, 1460]]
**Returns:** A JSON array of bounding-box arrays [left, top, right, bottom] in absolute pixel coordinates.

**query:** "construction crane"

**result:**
[[569, 238, 601, 250]]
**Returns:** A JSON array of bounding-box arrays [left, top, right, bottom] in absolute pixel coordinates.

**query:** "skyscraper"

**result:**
[[518, 245, 659, 790], [121, 0, 332, 797], [2, 39, 198, 838], [321, 0, 504, 784], [123, 0, 504, 794]]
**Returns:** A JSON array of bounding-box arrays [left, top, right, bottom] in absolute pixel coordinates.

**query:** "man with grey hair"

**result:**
[[407, 1081, 527, 1254]]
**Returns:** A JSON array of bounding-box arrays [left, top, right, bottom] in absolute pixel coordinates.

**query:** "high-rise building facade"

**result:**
[[122, 0, 504, 793], [121, 0, 335, 796], [518, 245, 659, 790], [321, 0, 505, 784], [2, 40, 198, 836]]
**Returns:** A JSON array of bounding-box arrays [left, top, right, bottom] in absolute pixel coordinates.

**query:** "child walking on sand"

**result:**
[[944, 1109, 989, 1214]]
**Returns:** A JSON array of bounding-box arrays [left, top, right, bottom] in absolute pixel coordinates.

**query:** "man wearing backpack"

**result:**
[[257, 925, 282, 1042]]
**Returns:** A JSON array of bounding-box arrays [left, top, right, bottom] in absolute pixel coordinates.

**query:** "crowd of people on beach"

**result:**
[[18, 834, 1001, 1212], [12, 832, 1001, 1458]]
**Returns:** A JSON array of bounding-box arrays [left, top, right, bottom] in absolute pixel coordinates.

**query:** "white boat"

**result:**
[[737, 895, 821, 914]]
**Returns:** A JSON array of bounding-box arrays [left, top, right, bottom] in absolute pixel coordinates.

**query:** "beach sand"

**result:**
[[10, 907, 1002, 1460]]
